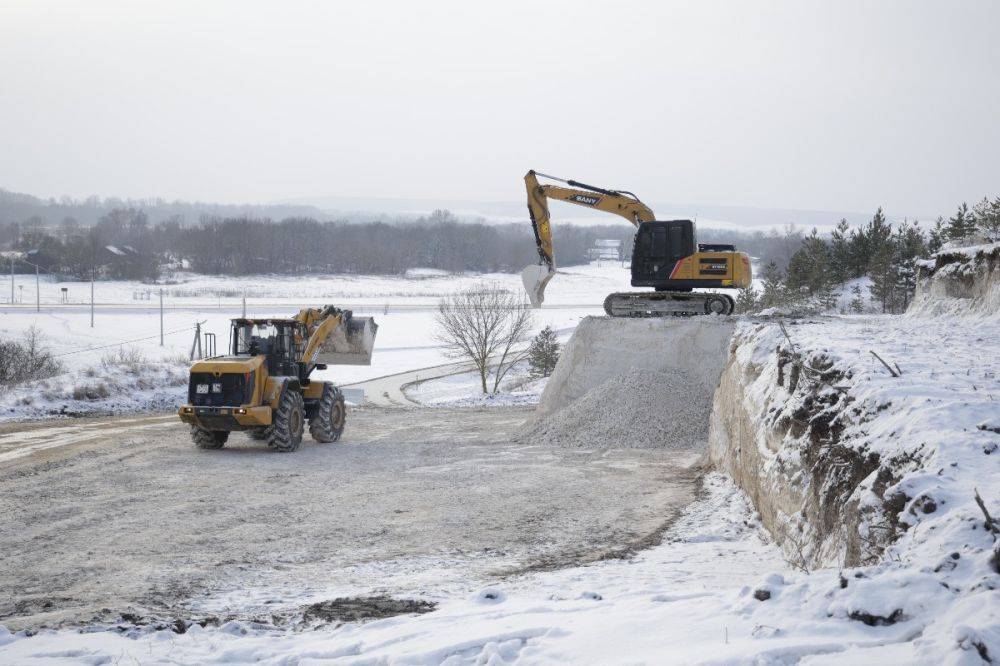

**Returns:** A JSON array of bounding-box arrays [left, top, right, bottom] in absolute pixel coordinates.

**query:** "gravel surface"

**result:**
[[520, 368, 712, 450], [535, 316, 734, 418], [0, 407, 700, 630]]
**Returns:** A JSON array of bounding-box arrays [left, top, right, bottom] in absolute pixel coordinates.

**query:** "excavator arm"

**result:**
[[522, 170, 655, 307]]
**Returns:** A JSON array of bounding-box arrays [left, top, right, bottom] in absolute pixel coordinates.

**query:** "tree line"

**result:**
[[1, 209, 635, 280], [739, 196, 1000, 314]]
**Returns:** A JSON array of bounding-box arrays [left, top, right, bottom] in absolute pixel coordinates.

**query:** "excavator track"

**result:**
[[603, 291, 735, 317]]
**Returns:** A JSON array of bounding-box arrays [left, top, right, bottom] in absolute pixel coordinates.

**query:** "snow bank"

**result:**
[[909, 241, 1000, 318], [520, 368, 711, 449], [709, 315, 1000, 659], [0, 356, 187, 421]]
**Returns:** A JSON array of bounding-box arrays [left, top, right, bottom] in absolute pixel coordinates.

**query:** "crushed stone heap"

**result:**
[[519, 367, 712, 450]]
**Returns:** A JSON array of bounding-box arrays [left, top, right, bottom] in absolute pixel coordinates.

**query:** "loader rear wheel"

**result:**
[[192, 427, 229, 449], [309, 384, 346, 443], [247, 427, 269, 440]]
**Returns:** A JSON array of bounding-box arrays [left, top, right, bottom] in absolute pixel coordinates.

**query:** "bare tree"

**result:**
[[434, 283, 534, 395]]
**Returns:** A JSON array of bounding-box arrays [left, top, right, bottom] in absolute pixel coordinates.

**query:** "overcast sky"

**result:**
[[1, 0, 997, 217]]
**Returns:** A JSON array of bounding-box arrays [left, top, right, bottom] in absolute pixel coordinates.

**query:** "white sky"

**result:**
[[1, 0, 998, 216]]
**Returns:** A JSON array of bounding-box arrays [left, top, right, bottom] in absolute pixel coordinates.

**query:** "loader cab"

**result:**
[[231, 319, 305, 377], [630, 220, 696, 288]]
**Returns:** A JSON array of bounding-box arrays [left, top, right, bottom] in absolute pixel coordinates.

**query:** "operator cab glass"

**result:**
[[631, 220, 696, 287], [230, 320, 306, 377]]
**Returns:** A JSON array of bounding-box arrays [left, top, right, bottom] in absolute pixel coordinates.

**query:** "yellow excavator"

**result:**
[[522, 170, 752, 316], [178, 306, 377, 452]]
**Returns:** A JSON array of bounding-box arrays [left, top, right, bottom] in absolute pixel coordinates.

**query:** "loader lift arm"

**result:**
[[523, 170, 655, 306]]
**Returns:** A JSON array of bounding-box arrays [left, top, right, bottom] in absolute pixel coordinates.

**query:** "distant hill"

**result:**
[[1, 187, 934, 234], [0, 189, 331, 229], [287, 195, 912, 232]]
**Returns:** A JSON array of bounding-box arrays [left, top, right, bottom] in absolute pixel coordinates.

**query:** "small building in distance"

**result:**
[[588, 239, 622, 263]]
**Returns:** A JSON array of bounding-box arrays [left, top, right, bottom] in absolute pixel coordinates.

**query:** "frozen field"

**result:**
[[0, 263, 629, 382], [0, 263, 628, 420]]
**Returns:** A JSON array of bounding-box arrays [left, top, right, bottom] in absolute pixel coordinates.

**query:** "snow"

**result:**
[[720, 312, 1000, 662], [8, 469, 991, 664], [2, 262, 999, 662], [0, 263, 628, 419], [404, 361, 548, 407]]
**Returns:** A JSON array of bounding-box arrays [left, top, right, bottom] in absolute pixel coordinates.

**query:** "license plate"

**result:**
[[196, 384, 209, 394], [212, 383, 223, 393]]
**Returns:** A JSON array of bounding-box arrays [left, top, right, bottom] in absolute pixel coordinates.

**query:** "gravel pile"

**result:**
[[519, 368, 712, 450]]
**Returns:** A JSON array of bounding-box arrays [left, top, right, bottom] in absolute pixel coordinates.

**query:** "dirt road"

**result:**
[[0, 407, 701, 630]]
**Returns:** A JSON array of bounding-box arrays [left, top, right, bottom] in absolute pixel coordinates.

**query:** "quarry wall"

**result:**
[[908, 242, 1000, 318]]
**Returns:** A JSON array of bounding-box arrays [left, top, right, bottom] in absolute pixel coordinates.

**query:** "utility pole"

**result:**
[[35, 264, 39, 312], [242, 290, 246, 318], [10, 256, 13, 305], [159, 288, 164, 346], [90, 268, 94, 328]]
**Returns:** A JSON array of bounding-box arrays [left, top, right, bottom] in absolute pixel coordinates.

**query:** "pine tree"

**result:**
[[894, 219, 927, 264], [787, 228, 833, 295], [928, 216, 947, 254], [947, 202, 972, 242], [734, 284, 759, 314], [829, 219, 853, 282], [849, 284, 864, 313], [865, 208, 894, 267], [527, 325, 560, 378], [972, 196, 1000, 242], [867, 241, 896, 313], [759, 261, 787, 309]]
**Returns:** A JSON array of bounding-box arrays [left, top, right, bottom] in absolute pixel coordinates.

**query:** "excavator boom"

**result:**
[[523, 170, 654, 306]]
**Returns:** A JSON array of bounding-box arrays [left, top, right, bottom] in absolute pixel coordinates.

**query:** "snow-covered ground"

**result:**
[[0, 263, 626, 420], [716, 312, 1000, 663], [404, 361, 548, 407], [2, 256, 998, 663]]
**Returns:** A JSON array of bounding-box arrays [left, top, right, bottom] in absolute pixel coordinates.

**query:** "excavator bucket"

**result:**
[[315, 316, 379, 366], [521, 263, 556, 308]]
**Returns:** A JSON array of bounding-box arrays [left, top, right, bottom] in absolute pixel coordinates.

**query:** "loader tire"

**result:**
[[247, 427, 269, 440], [192, 427, 229, 449], [309, 383, 346, 443], [268, 388, 305, 453]]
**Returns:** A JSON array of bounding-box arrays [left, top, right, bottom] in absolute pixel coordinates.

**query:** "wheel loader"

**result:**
[[178, 306, 377, 452], [521, 170, 752, 316]]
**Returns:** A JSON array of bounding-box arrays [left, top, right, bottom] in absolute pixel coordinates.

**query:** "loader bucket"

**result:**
[[316, 316, 378, 366], [521, 264, 555, 308]]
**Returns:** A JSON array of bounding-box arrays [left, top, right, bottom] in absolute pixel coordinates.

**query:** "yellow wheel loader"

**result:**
[[178, 306, 377, 452], [522, 170, 753, 316]]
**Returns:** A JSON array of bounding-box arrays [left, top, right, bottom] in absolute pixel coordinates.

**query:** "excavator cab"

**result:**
[[631, 220, 696, 288]]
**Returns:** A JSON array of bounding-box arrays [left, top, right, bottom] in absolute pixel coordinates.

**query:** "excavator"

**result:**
[[521, 170, 752, 316], [178, 306, 377, 452]]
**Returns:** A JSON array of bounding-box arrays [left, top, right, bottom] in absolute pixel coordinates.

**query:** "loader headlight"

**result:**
[[182, 406, 194, 413], [235, 408, 247, 414]]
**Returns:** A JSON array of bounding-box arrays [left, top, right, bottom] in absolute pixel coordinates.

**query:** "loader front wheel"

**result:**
[[309, 383, 346, 443], [192, 427, 229, 449], [268, 389, 305, 452]]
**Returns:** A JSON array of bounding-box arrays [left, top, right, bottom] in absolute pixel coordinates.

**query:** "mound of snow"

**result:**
[[519, 368, 711, 449]]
